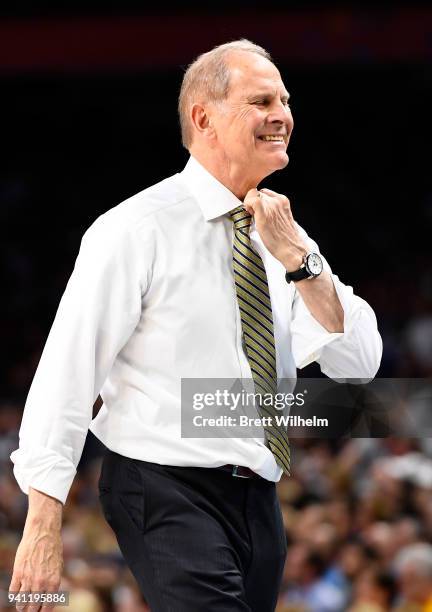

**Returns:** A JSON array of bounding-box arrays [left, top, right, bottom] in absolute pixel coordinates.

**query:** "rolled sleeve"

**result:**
[[318, 275, 383, 381], [290, 228, 382, 380], [10, 214, 148, 504], [10, 446, 77, 505], [291, 301, 343, 369]]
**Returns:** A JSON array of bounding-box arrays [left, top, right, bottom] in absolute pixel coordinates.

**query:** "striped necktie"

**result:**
[[230, 205, 291, 475]]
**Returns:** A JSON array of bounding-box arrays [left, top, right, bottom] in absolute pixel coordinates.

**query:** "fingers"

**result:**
[[243, 187, 293, 225], [16, 583, 33, 612], [259, 187, 279, 198], [13, 589, 57, 612], [9, 577, 59, 612], [259, 188, 293, 223], [260, 188, 290, 207], [9, 572, 20, 593], [16, 582, 28, 612], [243, 188, 262, 214], [9, 572, 23, 611]]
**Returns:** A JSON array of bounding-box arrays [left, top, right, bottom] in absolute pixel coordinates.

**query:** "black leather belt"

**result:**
[[218, 464, 261, 479]]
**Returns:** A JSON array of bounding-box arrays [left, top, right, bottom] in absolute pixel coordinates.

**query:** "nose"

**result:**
[[267, 99, 293, 129]]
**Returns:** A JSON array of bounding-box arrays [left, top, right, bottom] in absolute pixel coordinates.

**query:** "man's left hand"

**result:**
[[243, 188, 308, 271]]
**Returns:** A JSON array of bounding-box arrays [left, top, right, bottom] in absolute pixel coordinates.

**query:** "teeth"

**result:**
[[260, 135, 284, 141]]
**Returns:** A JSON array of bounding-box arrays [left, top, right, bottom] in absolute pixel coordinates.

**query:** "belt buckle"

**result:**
[[232, 465, 249, 479]]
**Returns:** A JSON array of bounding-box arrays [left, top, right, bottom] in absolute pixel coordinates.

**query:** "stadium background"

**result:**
[[1, 2, 432, 610]]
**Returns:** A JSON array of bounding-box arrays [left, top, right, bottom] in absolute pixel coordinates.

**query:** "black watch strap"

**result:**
[[285, 266, 311, 284]]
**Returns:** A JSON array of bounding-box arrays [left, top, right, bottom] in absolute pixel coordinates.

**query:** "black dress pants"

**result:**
[[98, 449, 287, 612]]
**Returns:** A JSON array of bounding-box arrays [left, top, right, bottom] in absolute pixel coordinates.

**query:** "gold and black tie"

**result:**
[[230, 205, 291, 475]]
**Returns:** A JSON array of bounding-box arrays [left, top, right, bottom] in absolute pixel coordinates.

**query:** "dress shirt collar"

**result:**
[[180, 155, 244, 221]]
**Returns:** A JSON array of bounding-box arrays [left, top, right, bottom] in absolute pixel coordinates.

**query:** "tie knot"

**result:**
[[230, 206, 252, 231]]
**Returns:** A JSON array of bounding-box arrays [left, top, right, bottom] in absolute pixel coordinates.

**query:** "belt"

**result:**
[[218, 464, 261, 479]]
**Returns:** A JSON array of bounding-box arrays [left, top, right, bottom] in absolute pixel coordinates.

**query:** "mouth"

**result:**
[[257, 134, 287, 145]]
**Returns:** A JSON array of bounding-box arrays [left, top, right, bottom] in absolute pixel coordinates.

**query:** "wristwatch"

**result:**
[[285, 252, 323, 283]]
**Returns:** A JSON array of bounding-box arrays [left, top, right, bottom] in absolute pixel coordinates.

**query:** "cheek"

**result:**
[[223, 108, 264, 155], [241, 111, 264, 149], [237, 107, 262, 134]]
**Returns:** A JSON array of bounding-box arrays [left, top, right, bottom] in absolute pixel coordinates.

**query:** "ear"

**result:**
[[190, 103, 216, 140]]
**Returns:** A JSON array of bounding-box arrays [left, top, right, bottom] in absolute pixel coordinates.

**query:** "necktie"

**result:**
[[230, 205, 291, 475]]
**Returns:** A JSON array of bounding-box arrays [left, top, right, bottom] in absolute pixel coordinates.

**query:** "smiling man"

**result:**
[[185, 48, 293, 196], [10, 40, 382, 612]]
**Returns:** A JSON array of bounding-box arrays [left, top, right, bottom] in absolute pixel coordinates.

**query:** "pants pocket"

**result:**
[[118, 460, 147, 534], [99, 487, 115, 526]]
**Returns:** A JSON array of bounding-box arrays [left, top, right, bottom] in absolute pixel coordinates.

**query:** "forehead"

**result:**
[[226, 51, 288, 98]]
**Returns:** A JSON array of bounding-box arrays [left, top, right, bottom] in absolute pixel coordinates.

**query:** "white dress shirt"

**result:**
[[10, 156, 382, 504]]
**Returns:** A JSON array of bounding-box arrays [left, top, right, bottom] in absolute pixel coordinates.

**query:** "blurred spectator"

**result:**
[[393, 543, 432, 611], [280, 542, 346, 611], [348, 568, 396, 612]]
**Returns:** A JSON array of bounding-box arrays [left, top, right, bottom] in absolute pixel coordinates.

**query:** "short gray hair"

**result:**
[[394, 543, 432, 578], [178, 39, 272, 149]]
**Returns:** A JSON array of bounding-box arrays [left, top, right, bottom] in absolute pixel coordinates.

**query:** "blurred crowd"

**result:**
[[1, 404, 432, 611], [276, 438, 432, 612]]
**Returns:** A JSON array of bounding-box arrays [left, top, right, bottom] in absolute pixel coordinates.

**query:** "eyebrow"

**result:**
[[246, 90, 291, 101]]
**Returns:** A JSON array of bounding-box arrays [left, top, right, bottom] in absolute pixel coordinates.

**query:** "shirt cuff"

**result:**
[[290, 272, 346, 368], [291, 312, 343, 369], [10, 446, 77, 505], [290, 273, 370, 370]]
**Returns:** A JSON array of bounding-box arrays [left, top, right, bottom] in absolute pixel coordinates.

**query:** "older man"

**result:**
[[10, 40, 381, 611]]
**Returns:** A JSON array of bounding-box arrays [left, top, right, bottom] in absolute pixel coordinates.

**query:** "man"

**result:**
[[9, 39, 382, 611]]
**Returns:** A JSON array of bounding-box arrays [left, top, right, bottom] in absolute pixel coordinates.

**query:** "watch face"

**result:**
[[306, 253, 323, 276]]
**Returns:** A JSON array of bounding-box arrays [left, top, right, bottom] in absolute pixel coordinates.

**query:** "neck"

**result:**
[[189, 145, 261, 200]]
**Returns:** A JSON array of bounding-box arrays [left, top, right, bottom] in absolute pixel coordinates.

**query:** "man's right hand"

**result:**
[[9, 488, 64, 611]]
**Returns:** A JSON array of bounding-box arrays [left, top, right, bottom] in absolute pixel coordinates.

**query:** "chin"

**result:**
[[264, 153, 289, 176], [276, 151, 290, 167]]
